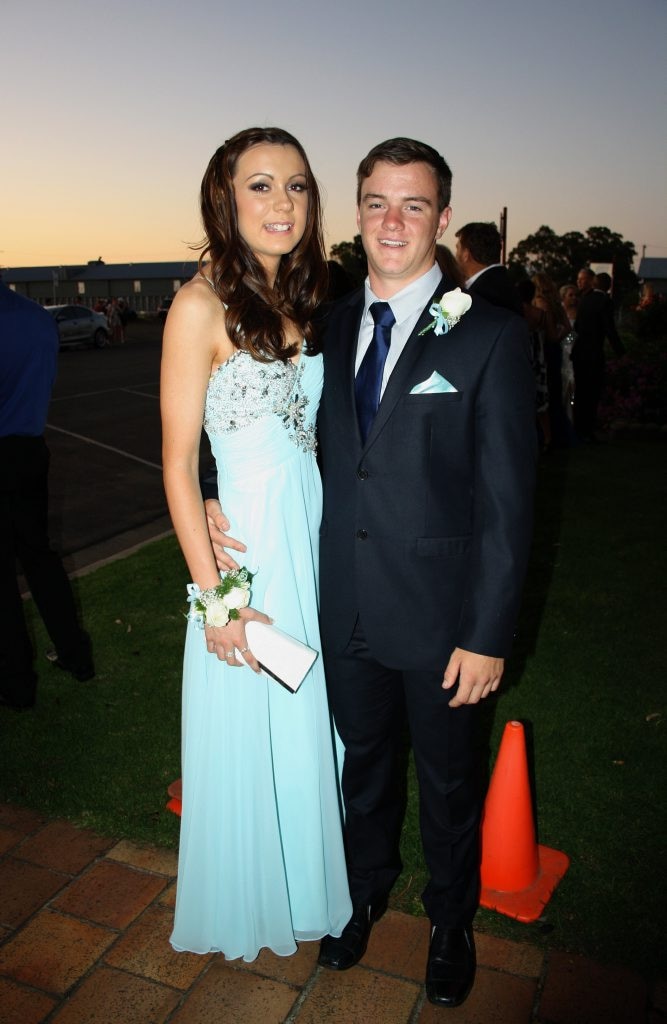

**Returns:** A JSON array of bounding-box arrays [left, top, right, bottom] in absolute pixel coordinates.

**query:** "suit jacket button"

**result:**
[[357, 468, 369, 480], [356, 529, 368, 540]]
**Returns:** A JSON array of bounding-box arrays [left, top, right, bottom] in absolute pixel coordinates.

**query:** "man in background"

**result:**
[[0, 282, 94, 709], [572, 267, 625, 440], [455, 221, 522, 314]]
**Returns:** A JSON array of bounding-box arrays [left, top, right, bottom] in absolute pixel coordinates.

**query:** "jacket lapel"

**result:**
[[328, 291, 365, 442]]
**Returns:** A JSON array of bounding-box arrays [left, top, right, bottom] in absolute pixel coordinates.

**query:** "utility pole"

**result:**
[[499, 207, 508, 265]]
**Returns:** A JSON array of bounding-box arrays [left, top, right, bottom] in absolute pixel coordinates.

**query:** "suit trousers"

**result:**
[[0, 435, 87, 705], [572, 349, 604, 439], [324, 618, 481, 927]]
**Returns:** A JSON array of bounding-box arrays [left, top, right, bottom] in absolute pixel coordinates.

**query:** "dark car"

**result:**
[[46, 305, 110, 348], [157, 297, 174, 323]]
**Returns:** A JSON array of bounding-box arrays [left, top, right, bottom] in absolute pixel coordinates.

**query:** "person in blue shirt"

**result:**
[[0, 282, 94, 709]]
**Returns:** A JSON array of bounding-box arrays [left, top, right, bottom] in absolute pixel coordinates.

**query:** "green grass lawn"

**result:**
[[2, 439, 665, 979]]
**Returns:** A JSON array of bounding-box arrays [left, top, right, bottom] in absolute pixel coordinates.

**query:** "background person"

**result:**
[[560, 283, 578, 419], [572, 266, 625, 440], [638, 282, 655, 309], [517, 277, 550, 450], [532, 272, 572, 446], [107, 298, 124, 344], [435, 242, 465, 288], [592, 270, 613, 297], [454, 221, 522, 314], [0, 282, 94, 709]]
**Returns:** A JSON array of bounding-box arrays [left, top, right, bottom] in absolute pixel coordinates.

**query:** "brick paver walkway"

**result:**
[[0, 804, 662, 1023]]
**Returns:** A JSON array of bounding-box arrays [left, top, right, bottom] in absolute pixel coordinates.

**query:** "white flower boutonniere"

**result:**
[[419, 287, 472, 336]]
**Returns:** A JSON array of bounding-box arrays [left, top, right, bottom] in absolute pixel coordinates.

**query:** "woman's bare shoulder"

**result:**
[[169, 273, 222, 320], [164, 273, 235, 368]]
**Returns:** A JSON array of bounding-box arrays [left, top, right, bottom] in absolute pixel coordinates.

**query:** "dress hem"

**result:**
[[170, 925, 345, 963]]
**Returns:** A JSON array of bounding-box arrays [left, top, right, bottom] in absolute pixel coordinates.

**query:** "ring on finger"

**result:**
[[225, 652, 235, 659], [239, 647, 249, 654]]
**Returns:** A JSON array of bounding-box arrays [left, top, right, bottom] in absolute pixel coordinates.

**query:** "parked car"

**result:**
[[46, 305, 110, 348], [157, 297, 173, 323]]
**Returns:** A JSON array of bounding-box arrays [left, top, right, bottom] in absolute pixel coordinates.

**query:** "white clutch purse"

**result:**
[[237, 621, 318, 692]]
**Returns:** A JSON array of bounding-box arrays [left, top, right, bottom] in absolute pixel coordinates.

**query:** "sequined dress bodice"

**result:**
[[204, 348, 320, 455]]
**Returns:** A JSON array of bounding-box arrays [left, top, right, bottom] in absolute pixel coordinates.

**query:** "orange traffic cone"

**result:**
[[166, 778, 182, 817], [480, 720, 569, 923]]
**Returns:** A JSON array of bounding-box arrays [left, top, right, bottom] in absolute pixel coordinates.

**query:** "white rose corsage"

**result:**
[[419, 287, 472, 336], [187, 567, 254, 629]]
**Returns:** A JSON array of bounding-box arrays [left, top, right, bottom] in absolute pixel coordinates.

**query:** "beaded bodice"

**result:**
[[204, 349, 318, 454]]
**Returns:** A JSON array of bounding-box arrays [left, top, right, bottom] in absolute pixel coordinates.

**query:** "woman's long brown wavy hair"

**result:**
[[198, 127, 328, 361]]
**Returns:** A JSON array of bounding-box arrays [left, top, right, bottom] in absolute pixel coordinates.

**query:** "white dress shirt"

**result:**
[[355, 263, 442, 398]]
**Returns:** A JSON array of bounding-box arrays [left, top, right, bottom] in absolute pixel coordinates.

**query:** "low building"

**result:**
[[637, 257, 667, 299], [1, 259, 199, 311]]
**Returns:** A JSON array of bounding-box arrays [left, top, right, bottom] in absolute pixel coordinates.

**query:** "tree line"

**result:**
[[330, 225, 638, 302]]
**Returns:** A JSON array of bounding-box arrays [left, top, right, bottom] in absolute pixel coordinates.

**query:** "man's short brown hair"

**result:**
[[356, 138, 452, 211]]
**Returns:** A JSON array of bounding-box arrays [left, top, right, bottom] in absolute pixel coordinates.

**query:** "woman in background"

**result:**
[[532, 272, 571, 447], [518, 277, 550, 450], [560, 284, 579, 420], [106, 298, 124, 345]]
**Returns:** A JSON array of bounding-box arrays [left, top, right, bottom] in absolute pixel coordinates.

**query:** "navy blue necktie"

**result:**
[[355, 301, 395, 443]]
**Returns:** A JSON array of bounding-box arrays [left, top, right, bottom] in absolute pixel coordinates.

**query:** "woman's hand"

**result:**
[[204, 605, 272, 673]]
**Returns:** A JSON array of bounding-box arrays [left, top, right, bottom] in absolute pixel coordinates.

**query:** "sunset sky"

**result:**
[[2, 0, 666, 270]]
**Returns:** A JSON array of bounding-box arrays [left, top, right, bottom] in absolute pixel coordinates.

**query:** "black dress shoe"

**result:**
[[51, 655, 95, 682], [318, 897, 388, 970], [47, 638, 95, 682], [425, 925, 476, 1008]]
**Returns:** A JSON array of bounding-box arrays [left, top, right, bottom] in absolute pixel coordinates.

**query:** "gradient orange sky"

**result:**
[[3, 0, 666, 270]]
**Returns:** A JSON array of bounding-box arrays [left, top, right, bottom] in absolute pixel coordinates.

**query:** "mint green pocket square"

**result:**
[[410, 371, 458, 395]]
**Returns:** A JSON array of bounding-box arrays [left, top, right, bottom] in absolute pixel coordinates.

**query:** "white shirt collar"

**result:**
[[363, 263, 442, 325]]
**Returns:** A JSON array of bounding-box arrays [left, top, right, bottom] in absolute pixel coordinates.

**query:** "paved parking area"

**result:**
[[43, 322, 208, 575]]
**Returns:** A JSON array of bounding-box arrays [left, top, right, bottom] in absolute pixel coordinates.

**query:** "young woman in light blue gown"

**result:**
[[161, 127, 351, 961]]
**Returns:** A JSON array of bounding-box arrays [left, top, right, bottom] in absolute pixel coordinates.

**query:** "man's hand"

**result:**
[[442, 648, 504, 707], [204, 605, 272, 672], [204, 499, 247, 572]]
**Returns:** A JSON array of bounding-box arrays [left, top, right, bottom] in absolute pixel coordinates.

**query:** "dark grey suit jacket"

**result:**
[[467, 265, 523, 315]]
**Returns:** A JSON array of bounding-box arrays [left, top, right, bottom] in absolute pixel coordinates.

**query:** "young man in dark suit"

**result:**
[[316, 139, 535, 1007], [206, 139, 536, 1008]]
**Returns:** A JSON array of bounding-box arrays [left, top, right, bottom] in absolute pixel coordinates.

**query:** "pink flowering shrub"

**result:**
[[599, 350, 667, 429]]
